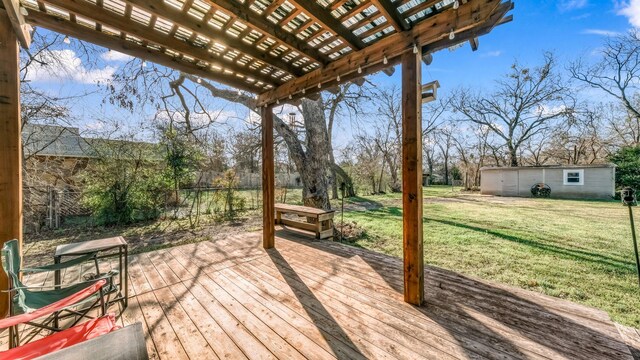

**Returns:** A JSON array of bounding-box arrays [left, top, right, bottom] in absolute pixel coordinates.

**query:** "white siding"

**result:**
[[502, 171, 519, 196], [516, 169, 544, 196], [480, 170, 502, 195], [480, 167, 615, 199]]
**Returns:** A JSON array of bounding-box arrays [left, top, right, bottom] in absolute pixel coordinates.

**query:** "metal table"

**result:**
[[54, 236, 128, 308]]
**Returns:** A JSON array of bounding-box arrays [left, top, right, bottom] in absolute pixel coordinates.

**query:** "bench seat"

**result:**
[[275, 203, 334, 239]]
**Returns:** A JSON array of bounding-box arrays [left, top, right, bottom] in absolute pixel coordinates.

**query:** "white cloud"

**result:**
[[559, 0, 588, 12], [571, 13, 592, 20], [26, 49, 115, 85], [617, 0, 640, 28], [101, 50, 133, 62], [245, 111, 261, 125], [581, 29, 621, 36], [481, 50, 503, 58]]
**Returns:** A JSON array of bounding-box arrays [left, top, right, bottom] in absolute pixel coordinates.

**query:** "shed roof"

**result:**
[[4, 0, 513, 105], [480, 164, 617, 171]]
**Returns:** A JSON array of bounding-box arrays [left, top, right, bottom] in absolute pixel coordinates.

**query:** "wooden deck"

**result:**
[[6, 229, 639, 359]]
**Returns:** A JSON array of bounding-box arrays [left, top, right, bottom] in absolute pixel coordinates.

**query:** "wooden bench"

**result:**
[[275, 203, 334, 239]]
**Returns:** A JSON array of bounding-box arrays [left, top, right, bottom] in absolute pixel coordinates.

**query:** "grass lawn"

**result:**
[[24, 185, 640, 328], [340, 186, 640, 327]]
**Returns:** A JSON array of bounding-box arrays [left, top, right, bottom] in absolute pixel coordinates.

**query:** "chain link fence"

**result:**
[[24, 184, 303, 233]]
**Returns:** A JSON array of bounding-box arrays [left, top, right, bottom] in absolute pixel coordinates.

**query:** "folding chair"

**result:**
[[2, 240, 119, 347], [0, 279, 120, 360]]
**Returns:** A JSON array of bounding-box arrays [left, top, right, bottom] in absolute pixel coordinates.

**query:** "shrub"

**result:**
[[82, 140, 170, 225], [212, 170, 243, 218], [609, 146, 640, 192]]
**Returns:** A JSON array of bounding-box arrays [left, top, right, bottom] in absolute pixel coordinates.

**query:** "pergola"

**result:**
[[0, 0, 513, 314]]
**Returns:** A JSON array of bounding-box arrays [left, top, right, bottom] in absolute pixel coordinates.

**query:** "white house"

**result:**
[[480, 164, 616, 199]]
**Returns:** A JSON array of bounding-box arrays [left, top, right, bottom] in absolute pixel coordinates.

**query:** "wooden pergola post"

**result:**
[[0, 9, 23, 316], [262, 105, 275, 249], [401, 50, 424, 305]]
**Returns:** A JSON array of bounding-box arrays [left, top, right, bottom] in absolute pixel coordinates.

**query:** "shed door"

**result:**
[[502, 171, 518, 197]]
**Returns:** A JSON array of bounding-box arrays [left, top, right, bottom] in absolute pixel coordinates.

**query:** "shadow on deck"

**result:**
[[7, 228, 638, 359]]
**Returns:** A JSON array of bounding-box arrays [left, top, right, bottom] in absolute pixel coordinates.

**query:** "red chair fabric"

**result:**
[[0, 279, 107, 329], [0, 314, 119, 360]]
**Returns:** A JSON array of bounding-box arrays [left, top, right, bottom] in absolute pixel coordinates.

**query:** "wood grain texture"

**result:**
[[3, 231, 635, 359], [0, 10, 22, 317], [0, 0, 31, 48], [25, 11, 262, 93], [123, 0, 305, 77], [39, 0, 280, 87], [286, 0, 366, 49], [262, 105, 275, 249], [401, 50, 424, 306], [203, 0, 328, 64], [257, 0, 511, 106]]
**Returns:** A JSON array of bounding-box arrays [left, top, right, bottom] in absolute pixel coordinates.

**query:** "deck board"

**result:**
[[3, 229, 636, 359]]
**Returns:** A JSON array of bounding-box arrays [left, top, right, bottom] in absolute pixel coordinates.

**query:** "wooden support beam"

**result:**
[[401, 50, 423, 306], [203, 0, 330, 64], [0, 9, 23, 316], [123, 0, 305, 77], [1, 0, 31, 48], [264, 0, 287, 15], [40, 0, 280, 87], [469, 37, 479, 51], [287, 0, 366, 49], [370, 0, 410, 31], [422, 8, 513, 56], [257, 0, 512, 106], [262, 105, 275, 249], [280, 8, 303, 26], [347, 11, 383, 30], [26, 11, 263, 93]]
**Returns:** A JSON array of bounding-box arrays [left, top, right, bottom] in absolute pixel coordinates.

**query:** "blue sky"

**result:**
[[398, 0, 637, 91], [25, 0, 639, 138]]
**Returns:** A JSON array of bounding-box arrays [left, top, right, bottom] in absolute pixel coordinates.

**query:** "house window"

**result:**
[[563, 169, 584, 186]]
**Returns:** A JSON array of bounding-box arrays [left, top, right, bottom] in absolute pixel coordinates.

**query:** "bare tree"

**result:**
[[323, 83, 365, 199], [541, 106, 614, 165], [351, 135, 384, 194], [453, 53, 574, 166], [570, 30, 640, 145], [370, 85, 402, 192], [434, 126, 455, 185]]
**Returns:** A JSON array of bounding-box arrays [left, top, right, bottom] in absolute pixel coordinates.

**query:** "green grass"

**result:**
[[341, 186, 640, 327]]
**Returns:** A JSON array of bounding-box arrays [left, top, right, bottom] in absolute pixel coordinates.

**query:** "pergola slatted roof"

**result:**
[[5, 0, 512, 104], [0, 0, 514, 312]]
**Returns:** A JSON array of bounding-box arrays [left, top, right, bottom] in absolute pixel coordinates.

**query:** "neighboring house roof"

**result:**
[[480, 164, 616, 171], [23, 124, 161, 159], [23, 124, 94, 158]]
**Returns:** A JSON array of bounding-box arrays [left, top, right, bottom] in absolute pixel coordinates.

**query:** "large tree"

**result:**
[[107, 55, 353, 210], [453, 53, 574, 167], [178, 73, 334, 210]]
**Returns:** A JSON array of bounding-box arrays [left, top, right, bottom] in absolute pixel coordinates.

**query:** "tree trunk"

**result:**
[[384, 153, 401, 192], [443, 161, 449, 185], [332, 164, 356, 197], [329, 152, 339, 200], [508, 146, 519, 167], [298, 99, 332, 210]]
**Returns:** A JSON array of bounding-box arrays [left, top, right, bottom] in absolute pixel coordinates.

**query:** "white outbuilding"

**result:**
[[480, 164, 616, 199]]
